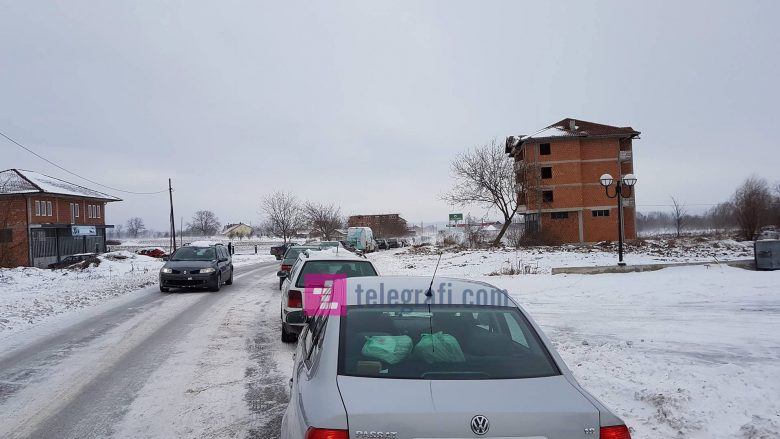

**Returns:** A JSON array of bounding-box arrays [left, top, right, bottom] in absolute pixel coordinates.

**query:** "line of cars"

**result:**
[[276, 246, 633, 438]]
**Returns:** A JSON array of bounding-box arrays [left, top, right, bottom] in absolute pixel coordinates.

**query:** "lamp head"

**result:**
[[622, 174, 637, 187], [599, 173, 614, 187]]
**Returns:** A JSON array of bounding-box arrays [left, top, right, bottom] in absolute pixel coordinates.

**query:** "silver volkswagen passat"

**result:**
[[281, 276, 631, 439]]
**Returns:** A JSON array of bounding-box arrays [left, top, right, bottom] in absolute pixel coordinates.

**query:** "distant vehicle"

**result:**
[[281, 276, 632, 439], [159, 243, 233, 293], [271, 242, 297, 260], [279, 250, 379, 343], [47, 253, 97, 270], [346, 227, 376, 253], [376, 238, 389, 250], [105, 240, 122, 246], [386, 238, 401, 248], [137, 247, 167, 258], [277, 245, 320, 289]]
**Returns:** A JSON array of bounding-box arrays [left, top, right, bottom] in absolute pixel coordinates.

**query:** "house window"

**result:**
[[540, 143, 551, 155], [96, 205, 101, 218], [551, 212, 569, 219], [0, 229, 11, 243], [75, 203, 79, 218], [541, 167, 552, 179], [542, 190, 554, 202], [35, 200, 41, 216], [88, 205, 93, 219], [592, 209, 610, 217], [47, 201, 52, 216]]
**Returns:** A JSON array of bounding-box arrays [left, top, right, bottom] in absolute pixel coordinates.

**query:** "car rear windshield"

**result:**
[[171, 247, 215, 261], [295, 261, 378, 287], [338, 305, 560, 380]]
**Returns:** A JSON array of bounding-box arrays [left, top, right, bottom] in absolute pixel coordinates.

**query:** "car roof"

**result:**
[[296, 247, 370, 263], [337, 276, 512, 306]]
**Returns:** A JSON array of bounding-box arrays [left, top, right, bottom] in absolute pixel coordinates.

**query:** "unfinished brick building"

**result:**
[[505, 118, 640, 244]]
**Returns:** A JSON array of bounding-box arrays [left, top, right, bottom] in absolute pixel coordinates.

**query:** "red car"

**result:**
[[138, 247, 168, 258]]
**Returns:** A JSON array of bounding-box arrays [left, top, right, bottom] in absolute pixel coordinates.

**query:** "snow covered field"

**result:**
[[0, 250, 274, 336], [368, 242, 780, 439]]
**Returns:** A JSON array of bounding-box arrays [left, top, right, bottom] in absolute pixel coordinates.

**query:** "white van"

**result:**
[[346, 227, 376, 252]]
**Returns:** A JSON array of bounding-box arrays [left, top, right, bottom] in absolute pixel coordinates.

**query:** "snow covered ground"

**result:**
[[0, 250, 274, 336], [368, 241, 780, 439]]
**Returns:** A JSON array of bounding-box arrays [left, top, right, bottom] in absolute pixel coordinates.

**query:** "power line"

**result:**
[[1, 130, 168, 195]]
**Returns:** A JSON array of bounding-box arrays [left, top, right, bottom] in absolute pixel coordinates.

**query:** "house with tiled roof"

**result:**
[[0, 169, 122, 268], [505, 118, 640, 244]]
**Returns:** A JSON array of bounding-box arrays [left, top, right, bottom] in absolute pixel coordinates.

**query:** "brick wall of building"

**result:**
[[0, 196, 30, 267], [543, 212, 581, 244], [28, 196, 106, 225]]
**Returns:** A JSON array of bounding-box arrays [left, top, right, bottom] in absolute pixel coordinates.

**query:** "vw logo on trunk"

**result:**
[[470, 415, 489, 435]]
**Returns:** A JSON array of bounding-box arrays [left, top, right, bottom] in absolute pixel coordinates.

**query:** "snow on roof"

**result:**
[[298, 247, 366, 262], [187, 240, 221, 247], [0, 169, 121, 201], [506, 118, 640, 151], [0, 169, 39, 194]]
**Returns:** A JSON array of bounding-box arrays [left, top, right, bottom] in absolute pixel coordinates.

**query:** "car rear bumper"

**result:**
[[160, 273, 216, 288]]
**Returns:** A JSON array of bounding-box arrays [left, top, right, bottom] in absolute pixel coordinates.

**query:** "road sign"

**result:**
[[72, 225, 97, 237], [449, 213, 463, 221]]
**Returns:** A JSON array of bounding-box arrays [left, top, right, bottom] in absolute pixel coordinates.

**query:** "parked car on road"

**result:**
[[279, 249, 378, 343], [376, 238, 389, 250], [346, 227, 376, 253], [138, 247, 168, 258], [281, 276, 632, 439], [47, 253, 97, 270], [277, 245, 320, 289], [318, 241, 341, 249], [386, 237, 401, 248], [271, 242, 297, 260], [159, 243, 233, 293]]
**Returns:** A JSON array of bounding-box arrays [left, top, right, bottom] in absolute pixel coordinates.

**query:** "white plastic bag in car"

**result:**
[[413, 331, 466, 363], [361, 335, 413, 364]]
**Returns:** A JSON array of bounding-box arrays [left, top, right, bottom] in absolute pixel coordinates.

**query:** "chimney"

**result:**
[[569, 119, 576, 131]]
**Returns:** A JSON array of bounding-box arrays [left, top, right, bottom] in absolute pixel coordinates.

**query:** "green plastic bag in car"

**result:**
[[413, 331, 466, 363], [361, 335, 413, 364]]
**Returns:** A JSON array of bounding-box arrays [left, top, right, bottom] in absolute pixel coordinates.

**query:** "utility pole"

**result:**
[[169, 178, 177, 253]]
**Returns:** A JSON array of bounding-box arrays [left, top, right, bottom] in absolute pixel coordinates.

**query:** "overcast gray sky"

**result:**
[[2, 1, 779, 231]]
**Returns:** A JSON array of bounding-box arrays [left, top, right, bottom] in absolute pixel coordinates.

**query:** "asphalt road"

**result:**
[[0, 260, 293, 439]]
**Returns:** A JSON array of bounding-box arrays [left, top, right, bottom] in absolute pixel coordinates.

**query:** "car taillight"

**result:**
[[305, 428, 348, 439], [288, 290, 302, 308], [281, 264, 291, 272], [600, 425, 631, 439]]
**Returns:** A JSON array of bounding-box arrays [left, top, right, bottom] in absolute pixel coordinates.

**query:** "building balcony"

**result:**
[[619, 150, 633, 161]]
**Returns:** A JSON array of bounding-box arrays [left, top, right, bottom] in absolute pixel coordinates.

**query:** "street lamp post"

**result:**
[[599, 173, 637, 266]]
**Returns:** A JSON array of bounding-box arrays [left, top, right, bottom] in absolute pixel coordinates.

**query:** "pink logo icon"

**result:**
[[303, 273, 347, 316]]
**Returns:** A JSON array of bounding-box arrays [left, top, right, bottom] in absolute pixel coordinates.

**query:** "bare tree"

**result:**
[[444, 139, 522, 247], [187, 210, 221, 236], [262, 192, 305, 243], [304, 202, 343, 241], [126, 217, 146, 238], [733, 176, 772, 240], [670, 196, 687, 238]]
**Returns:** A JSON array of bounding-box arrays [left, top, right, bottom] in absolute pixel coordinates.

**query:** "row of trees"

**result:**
[[260, 192, 344, 242], [639, 176, 780, 240], [122, 210, 223, 239]]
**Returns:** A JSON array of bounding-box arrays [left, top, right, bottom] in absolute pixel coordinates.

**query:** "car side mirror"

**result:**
[[161, 256, 169, 261], [277, 271, 289, 278], [219, 258, 228, 262]]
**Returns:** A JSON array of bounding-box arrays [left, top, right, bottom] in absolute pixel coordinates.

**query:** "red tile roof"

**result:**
[[506, 118, 640, 152]]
